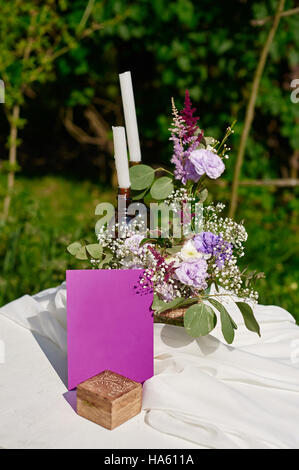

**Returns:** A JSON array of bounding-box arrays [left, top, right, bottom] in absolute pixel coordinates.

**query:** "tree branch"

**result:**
[[229, 0, 286, 218], [251, 6, 299, 26], [63, 108, 102, 145], [77, 0, 95, 33], [214, 178, 299, 187], [63, 106, 114, 155], [84, 104, 114, 154]]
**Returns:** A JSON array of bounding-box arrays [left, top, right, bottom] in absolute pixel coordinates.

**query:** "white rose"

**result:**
[[179, 240, 204, 261]]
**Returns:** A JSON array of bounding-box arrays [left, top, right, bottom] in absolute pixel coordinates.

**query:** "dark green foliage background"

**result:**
[[0, 0, 298, 319]]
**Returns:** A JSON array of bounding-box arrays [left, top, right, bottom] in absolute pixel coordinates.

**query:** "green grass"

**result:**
[[0, 175, 298, 322], [0, 175, 114, 305]]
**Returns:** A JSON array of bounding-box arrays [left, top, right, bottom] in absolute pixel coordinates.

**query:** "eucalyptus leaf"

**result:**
[[197, 143, 205, 149], [178, 297, 199, 309], [204, 285, 212, 296], [236, 302, 261, 336], [208, 298, 236, 344], [184, 303, 217, 337], [129, 164, 155, 190], [98, 252, 113, 268], [66, 241, 82, 256], [153, 295, 198, 314], [151, 294, 166, 311], [75, 246, 88, 260], [86, 244, 103, 260], [143, 192, 157, 205], [166, 245, 182, 255], [131, 188, 148, 201], [150, 177, 174, 200], [155, 296, 185, 314], [204, 136, 217, 146], [198, 188, 208, 203], [139, 237, 154, 247]]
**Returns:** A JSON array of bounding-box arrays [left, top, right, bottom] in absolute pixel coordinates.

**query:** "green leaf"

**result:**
[[236, 302, 261, 336], [151, 294, 166, 311], [155, 296, 186, 314], [204, 285, 212, 296], [98, 252, 113, 268], [198, 188, 208, 203], [166, 245, 182, 255], [75, 246, 88, 260], [131, 188, 148, 200], [152, 295, 198, 315], [178, 297, 199, 309], [143, 192, 157, 205], [150, 176, 174, 200], [208, 298, 236, 344], [204, 136, 217, 146], [66, 241, 82, 256], [86, 244, 103, 260], [184, 303, 217, 337], [129, 164, 155, 190], [139, 237, 153, 247]]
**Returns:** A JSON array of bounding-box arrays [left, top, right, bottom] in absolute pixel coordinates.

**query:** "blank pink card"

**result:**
[[66, 269, 153, 390]]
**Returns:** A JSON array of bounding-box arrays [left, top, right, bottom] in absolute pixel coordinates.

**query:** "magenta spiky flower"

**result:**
[[180, 90, 200, 139]]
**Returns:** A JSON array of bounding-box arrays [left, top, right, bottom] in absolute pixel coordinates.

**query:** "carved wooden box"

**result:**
[[77, 370, 142, 430]]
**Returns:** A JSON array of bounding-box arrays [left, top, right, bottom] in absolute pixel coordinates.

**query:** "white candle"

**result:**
[[112, 126, 131, 188], [119, 71, 141, 162]]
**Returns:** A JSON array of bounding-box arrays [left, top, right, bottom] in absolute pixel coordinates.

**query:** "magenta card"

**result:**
[[66, 269, 153, 390]]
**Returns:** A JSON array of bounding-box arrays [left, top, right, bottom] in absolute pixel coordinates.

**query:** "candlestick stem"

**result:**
[[118, 187, 131, 197]]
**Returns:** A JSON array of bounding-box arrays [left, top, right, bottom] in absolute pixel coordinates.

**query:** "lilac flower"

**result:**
[[189, 149, 225, 179], [193, 231, 232, 268], [175, 259, 209, 290]]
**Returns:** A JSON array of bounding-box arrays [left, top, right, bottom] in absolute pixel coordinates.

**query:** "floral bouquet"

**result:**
[[67, 90, 263, 344]]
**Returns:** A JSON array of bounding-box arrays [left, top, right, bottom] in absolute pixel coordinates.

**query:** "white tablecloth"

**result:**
[[1, 283, 299, 449]]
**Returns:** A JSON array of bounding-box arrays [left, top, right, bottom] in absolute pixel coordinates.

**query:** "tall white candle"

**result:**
[[112, 126, 131, 188], [119, 71, 141, 162]]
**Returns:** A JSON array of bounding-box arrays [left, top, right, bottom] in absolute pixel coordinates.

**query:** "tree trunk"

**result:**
[[2, 104, 20, 221]]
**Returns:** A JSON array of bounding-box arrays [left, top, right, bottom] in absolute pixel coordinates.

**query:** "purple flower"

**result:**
[[193, 231, 232, 268], [170, 93, 204, 184], [171, 140, 202, 184], [189, 149, 225, 179], [175, 259, 209, 290], [193, 231, 218, 252], [183, 158, 201, 183]]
